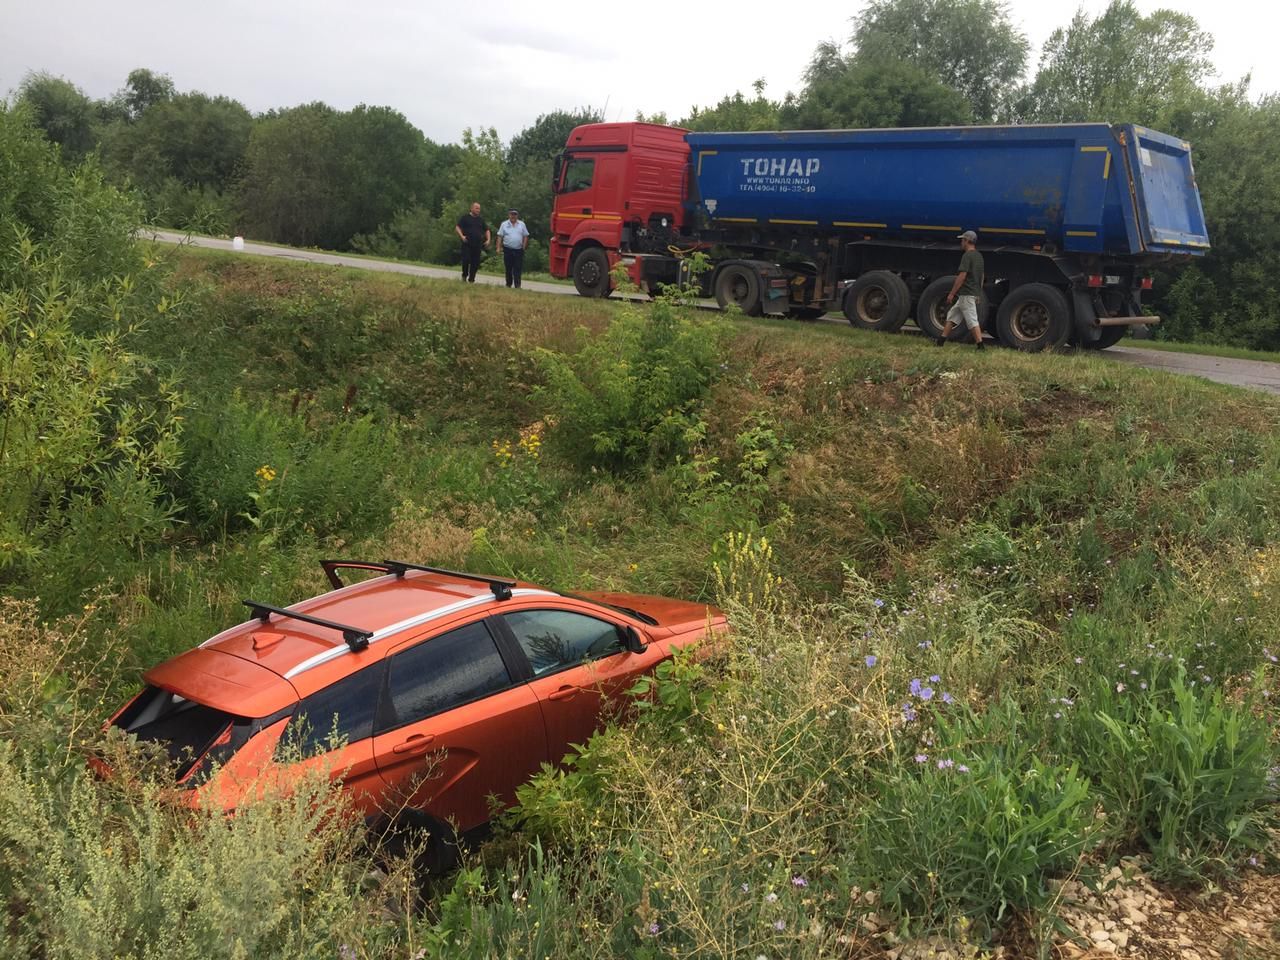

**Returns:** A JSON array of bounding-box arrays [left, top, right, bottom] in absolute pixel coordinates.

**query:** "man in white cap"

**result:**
[[937, 230, 985, 349], [497, 208, 531, 288]]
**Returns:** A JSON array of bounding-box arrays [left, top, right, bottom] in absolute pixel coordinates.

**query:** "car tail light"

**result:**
[[1087, 275, 1104, 288], [1140, 276, 1154, 290]]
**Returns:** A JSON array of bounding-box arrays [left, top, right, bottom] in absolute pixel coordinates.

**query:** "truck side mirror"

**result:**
[[551, 154, 565, 194], [622, 625, 648, 654]]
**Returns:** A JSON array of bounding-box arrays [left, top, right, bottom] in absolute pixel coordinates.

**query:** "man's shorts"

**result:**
[[946, 295, 980, 330]]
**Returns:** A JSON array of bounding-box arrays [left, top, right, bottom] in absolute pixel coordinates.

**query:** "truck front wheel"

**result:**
[[843, 271, 910, 331], [572, 247, 611, 297], [714, 264, 763, 315], [996, 284, 1071, 351]]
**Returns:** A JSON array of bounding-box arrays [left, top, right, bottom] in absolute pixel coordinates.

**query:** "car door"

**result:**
[[276, 663, 387, 816], [370, 618, 547, 833], [496, 607, 665, 764]]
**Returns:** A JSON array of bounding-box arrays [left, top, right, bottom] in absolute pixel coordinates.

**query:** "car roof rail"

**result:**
[[318, 559, 516, 600], [382, 559, 515, 600], [242, 600, 374, 652], [319, 559, 401, 590]]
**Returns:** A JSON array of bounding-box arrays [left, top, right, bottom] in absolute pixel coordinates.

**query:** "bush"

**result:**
[[0, 105, 184, 613], [535, 299, 728, 472], [855, 703, 1094, 934], [1055, 663, 1276, 882], [172, 394, 398, 543]]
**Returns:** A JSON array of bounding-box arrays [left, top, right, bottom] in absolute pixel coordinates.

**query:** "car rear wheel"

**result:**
[[369, 809, 459, 883]]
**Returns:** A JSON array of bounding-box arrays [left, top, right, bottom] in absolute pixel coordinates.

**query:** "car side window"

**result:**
[[561, 157, 594, 193], [286, 664, 385, 756], [502, 609, 622, 677], [378, 621, 512, 733]]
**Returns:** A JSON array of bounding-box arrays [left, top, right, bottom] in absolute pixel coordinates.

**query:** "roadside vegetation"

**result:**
[[2, 99, 1277, 957], [11, 0, 1280, 350]]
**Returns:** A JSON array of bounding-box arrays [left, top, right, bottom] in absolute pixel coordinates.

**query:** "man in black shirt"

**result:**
[[455, 202, 490, 282]]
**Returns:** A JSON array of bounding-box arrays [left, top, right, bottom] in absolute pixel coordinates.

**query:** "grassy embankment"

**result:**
[[4, 245, 1277, 958]]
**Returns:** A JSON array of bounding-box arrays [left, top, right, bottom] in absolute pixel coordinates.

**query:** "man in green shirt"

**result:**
[[937, 230, 985, 349]]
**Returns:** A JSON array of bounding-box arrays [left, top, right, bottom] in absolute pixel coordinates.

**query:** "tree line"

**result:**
[[12, 0, 1280, 347]]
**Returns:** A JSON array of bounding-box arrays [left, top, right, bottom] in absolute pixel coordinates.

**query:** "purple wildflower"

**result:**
[[918, 640, 932, 650], [937, 758, 954, 770], [909, 678, 923, 696], [791, 876, 808, 888], [865, 654, 878, 668], [957, 764, 970, 773], [929, 674, 941, 683], [914, 753, 928, 763], [339, 947, 357, 960], [902, 704, 918, 722], [874, 599, 885, 608], [648, 922, 661, 936], [920, 687, 935, 701], [773, 919, 787, 931], [941, 692, 954, 704]]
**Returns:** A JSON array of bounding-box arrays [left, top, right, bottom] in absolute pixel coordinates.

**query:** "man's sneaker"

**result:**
[[935, 336, 946, 347], [975, 340, 985, 350]]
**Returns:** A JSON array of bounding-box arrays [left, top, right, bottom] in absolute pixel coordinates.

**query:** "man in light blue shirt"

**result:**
[[497, 208, 530, 288]]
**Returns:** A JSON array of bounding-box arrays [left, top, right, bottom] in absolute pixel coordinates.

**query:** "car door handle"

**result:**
[[548, 686, 578, 701], [391, 733, 436, 755], [580, 207, 591, 214]]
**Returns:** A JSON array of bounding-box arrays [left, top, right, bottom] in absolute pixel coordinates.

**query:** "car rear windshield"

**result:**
[[113, 685, 245, 781]]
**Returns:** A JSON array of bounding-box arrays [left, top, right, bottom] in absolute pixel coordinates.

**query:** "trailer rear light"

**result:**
[[1087, 275, 1104, 287], [1140, 276, 1154, 290]]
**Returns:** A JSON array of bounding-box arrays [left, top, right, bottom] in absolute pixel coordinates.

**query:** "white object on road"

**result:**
[[232, 236, 245, 251]]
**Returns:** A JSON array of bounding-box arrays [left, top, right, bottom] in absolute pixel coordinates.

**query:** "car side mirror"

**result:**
[[622, 625, 648, 654]]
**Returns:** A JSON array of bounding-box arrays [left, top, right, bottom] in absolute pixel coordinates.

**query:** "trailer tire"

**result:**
[[1079, 326, 1126, 351], [915, 276, 988, 340], [996, 283, 1071, 351], [714, 264, 763, 316], [572, 247, 611, 298], [843, 271, 910, 331]]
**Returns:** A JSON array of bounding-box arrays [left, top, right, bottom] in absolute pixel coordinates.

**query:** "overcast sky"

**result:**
[[1, 0, 1274, 143]]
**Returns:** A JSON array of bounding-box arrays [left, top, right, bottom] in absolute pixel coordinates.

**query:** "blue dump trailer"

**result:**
[[554, 121, 1209, 350]]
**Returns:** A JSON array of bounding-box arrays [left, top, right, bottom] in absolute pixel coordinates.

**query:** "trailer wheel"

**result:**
[[843, 271, 910, 331], [572, 247, 611, 298], [996, 283, 1070, 351], [915, 276, 989, 340], [1080, 326, 1126, 350], [714, 264, 762, 315]]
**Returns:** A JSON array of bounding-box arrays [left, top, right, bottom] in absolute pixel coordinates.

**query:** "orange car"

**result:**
[[108, 560, 725, 856]]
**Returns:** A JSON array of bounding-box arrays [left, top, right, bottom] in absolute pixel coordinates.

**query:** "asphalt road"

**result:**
[[147, 229, 1280, 396]]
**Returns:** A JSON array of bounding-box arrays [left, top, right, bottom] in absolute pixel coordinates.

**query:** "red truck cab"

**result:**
[[550, 122, 690, 296]]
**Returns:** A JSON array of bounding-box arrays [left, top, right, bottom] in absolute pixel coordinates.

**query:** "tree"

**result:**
[[1018, 0, 1214, 125], [120, 68, 175, 121], [104, 92, 252, 192], [682, 81, 782, 132], [507, 108, 601, 166], [850, 0, 1029, 122], [238, 103, 347, 247], [15, 72, 98, 160], [780, 55, 972, 129], [238, 103, 435, 249]]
